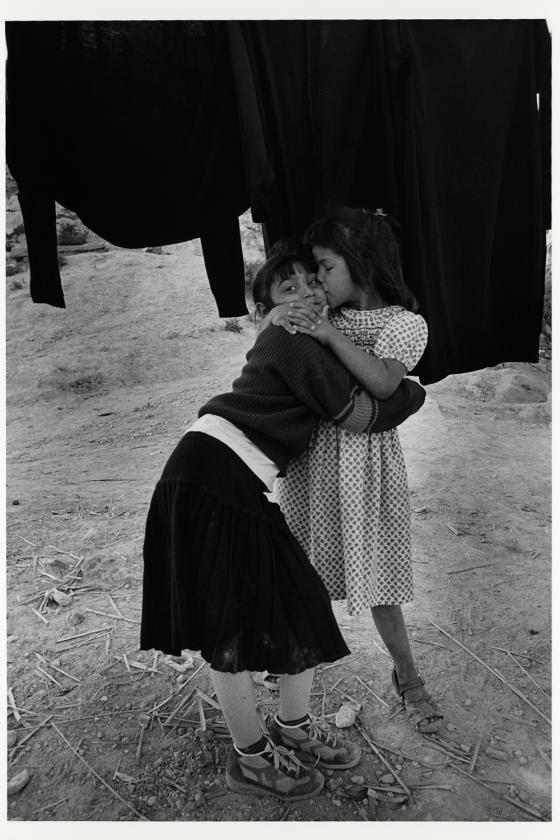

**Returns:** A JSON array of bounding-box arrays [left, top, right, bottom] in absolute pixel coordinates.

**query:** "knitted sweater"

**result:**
[[200, 326, 425, 473]]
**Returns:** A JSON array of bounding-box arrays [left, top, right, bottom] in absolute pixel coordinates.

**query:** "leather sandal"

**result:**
[[391, 668, 443, 734]]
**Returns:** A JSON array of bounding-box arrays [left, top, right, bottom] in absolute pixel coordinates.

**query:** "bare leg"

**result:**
[[209, 669, 263, 749], [371, 604, 443, 732], [278, 668, 315, 722], [370, 604, 417, 682]]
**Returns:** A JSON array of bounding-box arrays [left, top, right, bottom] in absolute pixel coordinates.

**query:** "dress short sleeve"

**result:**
[[375, 310, 428, 372]]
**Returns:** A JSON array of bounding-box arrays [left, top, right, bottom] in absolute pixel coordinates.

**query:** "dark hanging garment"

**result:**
[[6, 21, 250, 316], [7, 21, 550, 377], [386, 20, 550, 383], [230, 20, 550, 383], [227, 21, 316, 244]]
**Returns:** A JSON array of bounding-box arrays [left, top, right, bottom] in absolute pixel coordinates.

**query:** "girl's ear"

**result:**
[[254, 301, 267, 319]]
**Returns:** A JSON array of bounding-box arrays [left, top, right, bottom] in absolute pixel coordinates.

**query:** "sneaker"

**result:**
[[267, 713, 362, 770], [226, 735, 324, 800]]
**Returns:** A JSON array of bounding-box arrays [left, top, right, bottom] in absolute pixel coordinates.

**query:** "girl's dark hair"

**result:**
[[252, 247, 316, 314], [303, 207, 419, 312]]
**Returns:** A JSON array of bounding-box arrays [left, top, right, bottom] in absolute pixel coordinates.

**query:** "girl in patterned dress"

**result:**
[[271, 209, 443, 733]]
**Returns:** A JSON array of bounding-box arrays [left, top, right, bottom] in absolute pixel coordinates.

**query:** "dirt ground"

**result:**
[[4, 197, 552, 825]]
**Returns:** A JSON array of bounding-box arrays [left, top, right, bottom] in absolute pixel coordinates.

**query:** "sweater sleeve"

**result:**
[[266, 327, 379, 433]]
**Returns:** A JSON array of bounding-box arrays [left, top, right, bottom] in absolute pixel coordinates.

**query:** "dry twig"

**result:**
[[450, 764, 544, 821], [354, 717, 411, 798], [536, 744, 551, 771], [469, 736, 482, 774], [430, 622, 551, 726], [32, 797, 69, 814], [51, 722, 149, 821], [35, 666, 63, 687], [31, 607, 49, 625], [7, 688, 21, 722], [507, 651, 550, 699], [350, 672, 390, 708], [57, 626, 113, 644], [47, 544, 83, 562], [85, 607, 139, 625]]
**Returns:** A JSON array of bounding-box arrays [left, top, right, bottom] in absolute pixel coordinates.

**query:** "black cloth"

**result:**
[[6, 21, 551, 381], [5, 21, 249, 316], [140, 432, 350, 670], [229, 20, 551, 383]]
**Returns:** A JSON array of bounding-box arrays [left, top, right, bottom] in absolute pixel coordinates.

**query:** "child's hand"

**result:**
[[305, 306, 337, 345], [267, 302, 322, 335]]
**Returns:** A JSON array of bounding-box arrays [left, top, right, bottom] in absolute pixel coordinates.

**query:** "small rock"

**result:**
[[147, 796, 157, 806], [458, 744, 472, 753], [350, 775, 365, 785], [7, 730, 18, 749], [194, 791, 205, 807], [67, 611, 85, 626], [12, 498, 20, 505], [6, 261, 21, 276], [513, 709, 524, 717], [463, 699, 472, 708], [145, 246, 163, 255], [100, 696, 108, 703], [518, 756, 528, 765], [332, 798, 342, 806], [8, 769, 30, 796], [380, 773, 395, 784], [49, 588, 73, 607], [446, 723, 458, 732], [512, 749, 522, 756], [335, 704, 358, 728], [517, 790, 528, 803]]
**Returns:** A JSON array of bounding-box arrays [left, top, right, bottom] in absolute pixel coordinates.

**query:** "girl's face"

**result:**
[[313, 246, 358, 309], [269, 267, 326, 313]]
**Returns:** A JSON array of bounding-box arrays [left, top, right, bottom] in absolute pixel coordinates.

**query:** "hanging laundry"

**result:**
[[6, 21, 551, 382], [6, 21, 250, 316], [229, 20, 550, 383]]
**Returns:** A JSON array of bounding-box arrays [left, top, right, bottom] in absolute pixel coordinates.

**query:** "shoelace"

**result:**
[[264, 737, 307, 777], [306, 716, 341, 748]]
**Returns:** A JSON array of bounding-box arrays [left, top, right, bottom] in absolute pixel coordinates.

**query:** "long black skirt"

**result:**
[[140, 432, 350, 673]]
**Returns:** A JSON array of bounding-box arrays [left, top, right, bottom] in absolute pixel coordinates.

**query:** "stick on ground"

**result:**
[[51, 722, 149, 821], [354, 718, 411, 798], [430, 622, 551, 726], [468, 736, 483, 774]]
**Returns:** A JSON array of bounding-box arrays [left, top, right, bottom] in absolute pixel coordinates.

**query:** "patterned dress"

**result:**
[[274, 305, 428, 614]]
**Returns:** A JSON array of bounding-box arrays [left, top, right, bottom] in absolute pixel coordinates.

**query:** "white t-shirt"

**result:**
[[187, 414, 279, 492]]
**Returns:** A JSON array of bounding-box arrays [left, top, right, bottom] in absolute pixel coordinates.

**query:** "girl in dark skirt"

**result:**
[[141, 251, 425, 800]]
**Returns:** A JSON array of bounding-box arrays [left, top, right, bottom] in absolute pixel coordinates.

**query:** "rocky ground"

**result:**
[[4, 184, 552, 826]]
